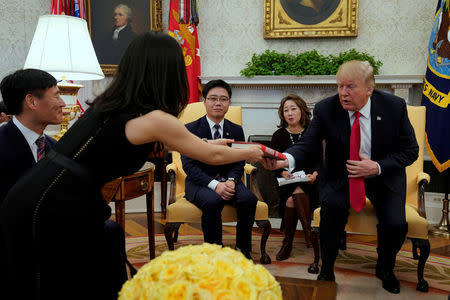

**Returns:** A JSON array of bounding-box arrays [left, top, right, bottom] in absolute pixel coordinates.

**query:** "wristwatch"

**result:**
[[227, 177, 238, 184]]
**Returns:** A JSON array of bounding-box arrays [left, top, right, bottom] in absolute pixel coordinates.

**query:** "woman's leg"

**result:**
[[276, 197, 298, 261], [292, 187, 312, 248]]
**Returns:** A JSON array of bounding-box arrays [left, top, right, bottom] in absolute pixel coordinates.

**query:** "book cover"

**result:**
[[231, 142, 287, 160]]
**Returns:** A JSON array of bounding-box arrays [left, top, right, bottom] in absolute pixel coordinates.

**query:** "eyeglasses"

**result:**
[[205, 96, 230, 103]]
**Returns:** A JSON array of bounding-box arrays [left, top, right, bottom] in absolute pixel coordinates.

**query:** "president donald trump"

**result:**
[[262, 60, 418, 294]]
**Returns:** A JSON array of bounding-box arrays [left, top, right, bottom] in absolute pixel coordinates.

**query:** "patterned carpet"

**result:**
[[126, 233, 450, 299]]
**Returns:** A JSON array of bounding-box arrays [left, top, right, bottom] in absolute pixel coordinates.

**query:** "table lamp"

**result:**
[[24, 14, 104, 139]]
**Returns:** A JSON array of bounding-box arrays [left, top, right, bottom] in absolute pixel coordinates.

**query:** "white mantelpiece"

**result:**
[[200, 75, 425, 138]]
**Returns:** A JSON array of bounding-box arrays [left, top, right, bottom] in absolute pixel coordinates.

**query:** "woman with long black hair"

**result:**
[[0, 32, 263, 300]]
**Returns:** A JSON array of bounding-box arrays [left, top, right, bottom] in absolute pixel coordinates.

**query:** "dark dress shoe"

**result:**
[[376, 267, 401, 293], [381, 272, 400, 294], [317, 272, 335, 281], [235, 247, 252, 260]]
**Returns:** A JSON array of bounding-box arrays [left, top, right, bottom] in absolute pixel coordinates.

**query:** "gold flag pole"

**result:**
[[430, 170, 450, 237]]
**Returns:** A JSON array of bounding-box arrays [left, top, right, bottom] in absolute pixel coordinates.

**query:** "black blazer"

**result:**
[[285, 89, 419, 202], [0, 121, 56, 204], [181, 116, 245, 200]]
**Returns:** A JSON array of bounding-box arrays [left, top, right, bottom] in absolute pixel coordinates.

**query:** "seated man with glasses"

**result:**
[[181, 79, 258, 259]]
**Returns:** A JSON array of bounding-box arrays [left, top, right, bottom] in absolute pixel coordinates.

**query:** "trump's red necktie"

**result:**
[[349, 112, 365, 212]]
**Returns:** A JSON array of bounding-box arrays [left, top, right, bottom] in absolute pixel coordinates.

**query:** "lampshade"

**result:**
[[24, 15, 104, 81]]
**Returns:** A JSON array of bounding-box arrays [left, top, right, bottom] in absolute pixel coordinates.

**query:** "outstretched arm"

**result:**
[[125, 110, 263, 165]]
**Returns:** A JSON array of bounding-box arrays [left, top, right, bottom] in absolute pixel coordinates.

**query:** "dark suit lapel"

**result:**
[[200, 116, 213, 140], [6, 121, 35, 165], [370, 93, 383, 157], [222, 119, 232, 139], [336, 101, 351, 148], [44, 134, 56, 154]]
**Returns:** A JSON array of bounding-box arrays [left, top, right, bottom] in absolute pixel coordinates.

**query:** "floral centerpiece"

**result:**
[[119, 243, 282, 300]]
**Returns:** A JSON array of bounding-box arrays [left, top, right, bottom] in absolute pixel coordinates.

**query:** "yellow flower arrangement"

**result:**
[[119, 243, 282, 300]]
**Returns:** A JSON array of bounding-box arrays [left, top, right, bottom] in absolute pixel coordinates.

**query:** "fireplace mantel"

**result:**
[[201, 75, 424, 88], [199, 75, 425, 138]]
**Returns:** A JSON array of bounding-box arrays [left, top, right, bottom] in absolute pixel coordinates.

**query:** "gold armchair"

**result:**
[[307, 105, 430, 292], [164, 102, 272, 264]]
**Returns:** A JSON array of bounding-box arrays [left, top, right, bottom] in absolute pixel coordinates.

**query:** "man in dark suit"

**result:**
[[181, 79, 258, 259], [0, 69, 65, 205], [0, 69, 131, 296], [262, 60, 418, 294]]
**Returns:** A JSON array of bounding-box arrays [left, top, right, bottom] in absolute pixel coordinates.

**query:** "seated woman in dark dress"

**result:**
[[0, 32, 263, 300], [270, 94, 320, 261]]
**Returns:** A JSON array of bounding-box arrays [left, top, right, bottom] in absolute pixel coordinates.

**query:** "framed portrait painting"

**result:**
[[86, 0, 162, 76], [264, 0, 358, 39]]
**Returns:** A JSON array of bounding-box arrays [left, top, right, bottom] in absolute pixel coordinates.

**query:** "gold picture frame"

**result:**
[[86, 0, 162, 76], [264, 0, 358, 39]]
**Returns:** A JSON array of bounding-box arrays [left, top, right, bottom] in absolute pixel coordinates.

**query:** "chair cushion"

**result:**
[[312, 200, 428, 239], [166, 197, 269, 223]]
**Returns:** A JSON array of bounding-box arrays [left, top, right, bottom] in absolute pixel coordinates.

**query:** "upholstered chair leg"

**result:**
[[308, 227, 320, 274], [256, 220, 272, 264], [164, 222, 182, 250], [411, 238, 430, 292], [173, 222, 182, 243]]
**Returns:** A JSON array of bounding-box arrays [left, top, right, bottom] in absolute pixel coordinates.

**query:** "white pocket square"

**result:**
[[376, 116, 382, 121]]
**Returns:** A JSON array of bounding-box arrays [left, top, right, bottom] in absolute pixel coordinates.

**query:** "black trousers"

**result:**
[[319, 181, 407, 273], [188, 183, 257, 252]]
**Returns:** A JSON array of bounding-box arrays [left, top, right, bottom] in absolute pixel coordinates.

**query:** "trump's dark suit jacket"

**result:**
[[0, 121, 56, 204], [181, 116, 245, 201], [286, 89, 419, 204]]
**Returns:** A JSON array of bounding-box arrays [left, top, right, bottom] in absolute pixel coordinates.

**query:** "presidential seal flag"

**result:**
[[422, 0, 450, 172]]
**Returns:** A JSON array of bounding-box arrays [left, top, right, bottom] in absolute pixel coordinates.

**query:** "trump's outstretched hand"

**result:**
[[260, 157, 289, 170]]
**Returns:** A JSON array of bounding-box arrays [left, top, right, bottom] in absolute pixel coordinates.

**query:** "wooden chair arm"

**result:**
[[166, 162, 177, 174], [417, 172, 430, 185], [245, 163, 264, 202], [417, 178, 429, 219]]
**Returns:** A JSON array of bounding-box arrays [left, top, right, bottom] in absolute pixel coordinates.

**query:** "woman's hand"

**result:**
[[245, 145, 264, 163], [307, 171, 318, 184], [281, 170, 294, 180], [207, 138, 234, 146]]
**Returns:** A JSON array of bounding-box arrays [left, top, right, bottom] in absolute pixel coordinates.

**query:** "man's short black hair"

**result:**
[[202, 79, 232, 99], [0, 69, 57, 115]]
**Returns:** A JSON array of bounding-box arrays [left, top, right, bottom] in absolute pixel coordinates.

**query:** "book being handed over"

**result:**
[[277, 171, 310, 186], [231, 142, 287, 160]]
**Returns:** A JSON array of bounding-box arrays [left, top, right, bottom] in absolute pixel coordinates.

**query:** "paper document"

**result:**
[[277, 171, 310, 186]]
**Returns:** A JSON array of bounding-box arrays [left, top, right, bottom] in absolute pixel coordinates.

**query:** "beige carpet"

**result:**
[[126, 234, 449, 299]]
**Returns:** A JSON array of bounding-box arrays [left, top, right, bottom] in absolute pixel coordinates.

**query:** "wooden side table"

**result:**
[[275, 276, 337, 300], [102, 166, 156, 259]]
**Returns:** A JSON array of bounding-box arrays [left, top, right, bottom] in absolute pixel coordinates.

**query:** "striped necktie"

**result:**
[[36, 136, 46, 161], [213, 124, 221, 140]]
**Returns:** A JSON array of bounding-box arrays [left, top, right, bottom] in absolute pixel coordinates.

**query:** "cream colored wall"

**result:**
[[0, 0, 436, 81], [161, 0, 435, 76], [0, 0, 50, 80]]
